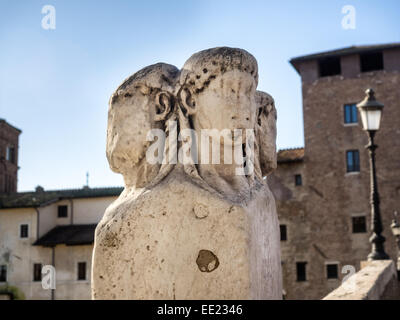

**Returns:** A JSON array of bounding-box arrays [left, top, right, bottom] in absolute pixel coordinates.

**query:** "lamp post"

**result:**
[[390, 211, 400, 276], [356, 88, 389, 261]]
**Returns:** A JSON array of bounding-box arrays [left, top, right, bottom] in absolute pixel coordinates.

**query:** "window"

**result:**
[[77, 262, 86, 280], [352, 216, 367, 233], [360, 51, 383, 72], [295, 174, 302, 186], [344, 104, 358, 124], [346, 150, 360, 172], [0, 265, 7, 282], [280, 225, 287, 241], [58, 205, 68, 218], [318, 57, 341, 77], [326, 264, 339, 279], [6, 146, 15, 164], [33, 264, 42, 282], [20, 224, 29, 238], [296, 262, 307, 281]]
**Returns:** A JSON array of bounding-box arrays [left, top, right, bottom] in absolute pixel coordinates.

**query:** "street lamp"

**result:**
[[390, 211, 400, 275], [356, 88, 389, 260]]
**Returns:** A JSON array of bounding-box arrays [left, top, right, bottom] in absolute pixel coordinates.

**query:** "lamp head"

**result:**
[[356, 88, 384, 131], [391, 211, 400, 237]]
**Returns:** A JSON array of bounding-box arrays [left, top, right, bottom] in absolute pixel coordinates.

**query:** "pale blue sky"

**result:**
[[0, 0, 399, 191]]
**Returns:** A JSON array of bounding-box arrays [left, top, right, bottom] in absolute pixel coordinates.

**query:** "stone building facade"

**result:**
[[0, 186, 122, 299], [0, 118, 123, 300], [0, 119, 21, 194], [270, 43, 400, 299]]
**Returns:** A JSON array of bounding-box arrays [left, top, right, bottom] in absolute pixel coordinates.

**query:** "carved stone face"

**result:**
[[107, 84, 161, 173], [255, 91, 277, 175], [106, 63, 178, 182], [192, 70, 256, 137]]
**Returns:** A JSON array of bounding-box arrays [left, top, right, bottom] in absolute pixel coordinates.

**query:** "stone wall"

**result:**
[[0, 196, 117, 299], [323, 260, 400, 300], [268, 160, 308, 299]]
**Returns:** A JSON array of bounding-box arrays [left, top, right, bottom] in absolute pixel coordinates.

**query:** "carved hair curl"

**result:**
[[179, 47, 258, 93]]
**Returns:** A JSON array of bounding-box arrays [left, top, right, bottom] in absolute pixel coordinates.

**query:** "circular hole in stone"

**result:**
[[196, 250, 219, 273]]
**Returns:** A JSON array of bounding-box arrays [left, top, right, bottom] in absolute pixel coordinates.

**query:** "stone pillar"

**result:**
[[92, 47, 282, 299]]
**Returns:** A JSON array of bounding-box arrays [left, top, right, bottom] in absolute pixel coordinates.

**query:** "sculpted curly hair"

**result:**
[[179, 47, 258, 94]]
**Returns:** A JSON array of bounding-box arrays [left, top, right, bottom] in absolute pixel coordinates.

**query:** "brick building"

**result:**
[[270, 43, 400, 299], [0, 119, 21, 194]]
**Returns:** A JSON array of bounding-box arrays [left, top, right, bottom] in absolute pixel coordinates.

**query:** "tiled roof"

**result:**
[[33, 224, 97, 246], [290, 43, 400, 72], [277, 147, 304, 164], [0, 187, 123, 209]]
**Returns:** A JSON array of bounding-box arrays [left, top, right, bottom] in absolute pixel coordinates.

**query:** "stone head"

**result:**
[[107, 63, 179, 175], [255, 90, 277, 176], [178, 47, 258, 141]]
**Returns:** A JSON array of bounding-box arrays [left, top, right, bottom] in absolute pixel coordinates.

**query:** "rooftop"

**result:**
[[0, 186, 123, 209], [33, 224, 97, 247], [0, 118, 22, 133], [290, 42, 400, 73], [277, 147, 304, 164]]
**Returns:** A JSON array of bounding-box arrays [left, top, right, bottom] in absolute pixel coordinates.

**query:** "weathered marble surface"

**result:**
[[323, 260, 400, 300], [92, 47, 282, 299]]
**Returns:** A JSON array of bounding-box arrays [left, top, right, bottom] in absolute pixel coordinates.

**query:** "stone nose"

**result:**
[[231, 104, 252, 123]]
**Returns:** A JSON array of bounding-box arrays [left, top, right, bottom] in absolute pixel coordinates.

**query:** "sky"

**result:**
[[0, 0, 399, 192]]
